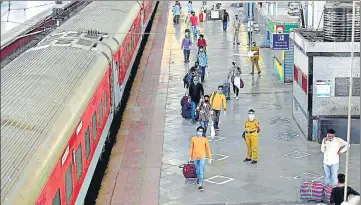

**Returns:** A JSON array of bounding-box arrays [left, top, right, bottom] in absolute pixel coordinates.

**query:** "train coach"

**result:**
[[1, 1, 156, 205]]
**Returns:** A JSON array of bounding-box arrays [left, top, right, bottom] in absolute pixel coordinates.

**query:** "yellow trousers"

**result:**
[[245, 133, 259, 161], [251, 58, 261, 73]]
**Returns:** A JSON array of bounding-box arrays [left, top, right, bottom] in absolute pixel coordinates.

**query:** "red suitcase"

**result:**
[[179, 161, 197, 179]]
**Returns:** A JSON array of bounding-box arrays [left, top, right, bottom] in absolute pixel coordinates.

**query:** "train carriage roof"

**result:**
[[1, 1, 141, 204]]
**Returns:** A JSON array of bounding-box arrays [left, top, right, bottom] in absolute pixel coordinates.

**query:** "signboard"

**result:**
[[316, 80, 331, 97], [276, 25, 284, 33], [335, 77, 360, 96], [61, 146, 70, 166], [272, 33, 290, 50]]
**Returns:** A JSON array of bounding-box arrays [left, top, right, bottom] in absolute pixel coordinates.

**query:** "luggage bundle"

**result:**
[[300, 181, 333, 203]]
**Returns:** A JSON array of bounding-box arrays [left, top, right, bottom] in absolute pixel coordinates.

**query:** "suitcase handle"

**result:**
[[179, 161, 194, 168]]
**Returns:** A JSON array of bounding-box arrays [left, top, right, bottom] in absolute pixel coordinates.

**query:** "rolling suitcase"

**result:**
[[222, 81, 230, 100], [179, 161, 197, 179], [300, 181, 324, 202]]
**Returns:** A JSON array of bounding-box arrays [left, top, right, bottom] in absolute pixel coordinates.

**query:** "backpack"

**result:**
[[210, 91, 217, 105]]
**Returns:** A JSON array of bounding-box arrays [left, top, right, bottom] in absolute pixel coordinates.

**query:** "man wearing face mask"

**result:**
[[190, 126, 212, 191], [197, 46, 208, 82], [189, 77, 204, 124], [210, 86, 227, 131], [243, 109, 261, 164], [321, 129, 349, 186], [181, 32, 192, 63], [232, 14, 241, 45], [250, 42, 261, 74]]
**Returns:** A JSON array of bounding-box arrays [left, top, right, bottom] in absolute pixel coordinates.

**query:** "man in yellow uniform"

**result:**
[[232, 14, 241, 45], [210, 85, 227, 131], [243, 109, 261, 164], [250, 42, 261, 75]]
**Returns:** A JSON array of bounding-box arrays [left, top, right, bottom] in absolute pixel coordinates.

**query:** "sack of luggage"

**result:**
[[179, 161, 197, 179], [300, 181, 324, 202], [323, 184, 333, 203]]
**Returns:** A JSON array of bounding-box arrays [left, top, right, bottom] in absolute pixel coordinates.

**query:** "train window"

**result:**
[[52, 189, 61, 205], [85, 128, 90, 160], [65, 164, 73, 205], [99, 100, 103, 126], [75, 144, 83, 182], [92, 113, 97, 141]]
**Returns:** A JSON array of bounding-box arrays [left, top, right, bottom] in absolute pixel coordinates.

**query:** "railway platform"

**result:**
[[97, 2, 360, 205]]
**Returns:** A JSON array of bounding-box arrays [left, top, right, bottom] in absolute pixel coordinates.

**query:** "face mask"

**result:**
[[204, 100, 209, 103], [248, 114, 255, 121], [194, 81, 198, 85], [200, 49, 204, 52], [197, 131, 203, 136], [218, 90, 223, 94]]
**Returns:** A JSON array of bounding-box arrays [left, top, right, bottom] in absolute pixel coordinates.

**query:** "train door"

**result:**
[[112, 56, 121, 107]]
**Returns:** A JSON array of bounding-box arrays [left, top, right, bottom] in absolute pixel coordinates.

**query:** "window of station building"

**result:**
[[52, 189, 61, 205], [65, 164, 73, 205], [85, 128, 91, 160], [99, 100, 103, 126], [75, 144, 83, 182], [92, 113, 97, 141]]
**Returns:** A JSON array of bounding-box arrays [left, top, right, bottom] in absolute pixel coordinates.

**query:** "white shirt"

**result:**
[[321, 137, 349, 165]]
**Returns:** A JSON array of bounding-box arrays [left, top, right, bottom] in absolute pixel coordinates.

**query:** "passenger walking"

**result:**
[[228, 62, 242, 99], [232, 14, 241, 45], [187, 1, 193, 13], [321, 129, 349, 186], [189, 77, 204, 124], [172, 3, 181, 24], [222, 10, 229, 31], [250, 42, 261, 74], [190, 11, 199, 39], [331, 173, 360, 205], [243, 109, 261, 164], [190, 126, 212, 191], [197, 34, 207, 52], [210, 86, 227, 131], [181, 33, 192, 63], [184, 63, 200, 89], [196, 95, 212, 135], [197, 47, 208, 82]]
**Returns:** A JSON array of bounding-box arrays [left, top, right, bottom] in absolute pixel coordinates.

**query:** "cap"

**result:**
[[248, 109, 255, 114]]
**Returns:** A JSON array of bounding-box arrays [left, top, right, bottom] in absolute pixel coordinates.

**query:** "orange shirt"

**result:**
[[190, 136, 212, 160]]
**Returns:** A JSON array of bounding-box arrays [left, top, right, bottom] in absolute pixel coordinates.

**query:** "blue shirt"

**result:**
[[187, 3, 193, 12], [173, 5, 181, 15]]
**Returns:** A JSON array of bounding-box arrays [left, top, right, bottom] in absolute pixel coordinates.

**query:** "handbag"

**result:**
[[239, 78, 244, 88]]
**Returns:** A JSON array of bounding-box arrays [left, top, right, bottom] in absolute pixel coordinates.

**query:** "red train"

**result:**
[[0, 1, 156, 205]]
